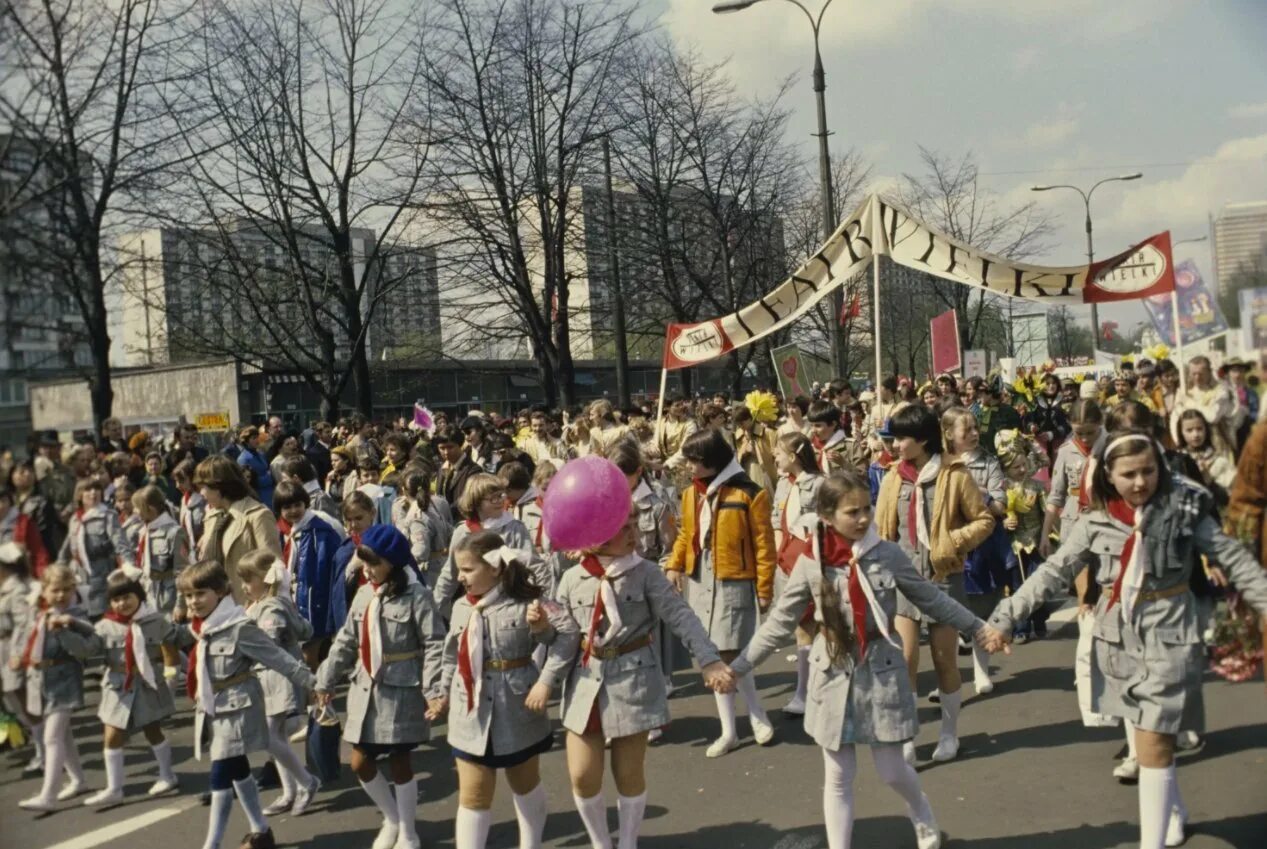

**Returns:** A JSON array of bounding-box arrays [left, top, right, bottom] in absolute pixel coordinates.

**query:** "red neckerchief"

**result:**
[[186, 617, 203, 700], [777, 475, 812, 575], [278, 518, 293, 566], [821, 528, 870, 659], [457, 592, 482, 709], [811, 436, 827, 472], [534, 496, 545, 549], [896, 460, 921, 548], [359, 580, 384, 674], [19, 599, 50, 669], [1104, 498, 1138, 613], [102, 609, 139, 691], [1074, 439, 1095, 512], [690, 478, 710, 557], [464, 518, 482, 534], [579, 555, 607, 665], [350, 532, 368, 586], [136, 530, 147, 573]]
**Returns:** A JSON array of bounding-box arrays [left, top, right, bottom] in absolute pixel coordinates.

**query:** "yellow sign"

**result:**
[[194, 412, 231, 431]]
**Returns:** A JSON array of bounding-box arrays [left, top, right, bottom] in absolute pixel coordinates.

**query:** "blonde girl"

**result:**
[[132, 484, 191, 617], [59, 478, 130, 618]]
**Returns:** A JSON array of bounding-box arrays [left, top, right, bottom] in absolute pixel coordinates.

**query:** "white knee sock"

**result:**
[[456, 807, 493, 849], [512, 784, 547, 849], [361, 773, 400, 823], [59, 713, 84, 783], [736, 672, 770, 727], [276, 757, 297, 801], [821, 746, 857, 849], [938, 688, 962, 740], [395, 779, 419, 838], [871, 744, 933, 825], [795, 647, 810, 702], [971, 645, 991, 686], [232, 777, 270, 834], [616, 792, 647, 849], [1138, 765, 1174, 849], [103, 747, 125, 793], [267, 731, 313, 789], [572, 792, 613, 849], [31, 721, 45, 763], [713, 692, 737, 742], [37, 712, 67, 801], [151, 739, 175, 782], [1125, 720, 1138, 760], [203, 788, 234, 849]]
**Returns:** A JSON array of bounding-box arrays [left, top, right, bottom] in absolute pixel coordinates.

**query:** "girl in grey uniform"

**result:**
[[771, 432, 824, 716], [133, 485, 192, 618], [237, 551, 320, 817], [178, 560, 317, 849], [0, 540, 39, 774], [734, 473, 1006, 849], [59, 479, 131, 618], [83, 570, 181, 806], [557, 510, 734, 849], [985, 431, 1267, 849], [114, 480, 144, 555], [439, 530, 581, 849], [15, 565, 93, 811], [316, 525, 446, 849], [174, 459, 207, 551], [399, 470, 453, 591]]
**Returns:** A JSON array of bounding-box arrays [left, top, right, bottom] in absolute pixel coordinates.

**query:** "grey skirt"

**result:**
[[688, 552, 757, 652], [896, 571, 968, 625]]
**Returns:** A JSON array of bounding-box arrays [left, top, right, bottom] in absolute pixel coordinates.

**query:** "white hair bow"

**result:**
[[263, 556, 293, 599], [482, 545, 521, 570]]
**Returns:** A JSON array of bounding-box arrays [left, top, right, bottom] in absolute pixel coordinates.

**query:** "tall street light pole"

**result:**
[[1031, 173, 1142, 354], [713, 0, 843, 377], [601, 135, 630, 409]]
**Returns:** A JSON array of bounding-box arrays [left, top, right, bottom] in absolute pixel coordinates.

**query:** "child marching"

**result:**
[[132, 484, 192, 619], [59, 478, 131, 618]]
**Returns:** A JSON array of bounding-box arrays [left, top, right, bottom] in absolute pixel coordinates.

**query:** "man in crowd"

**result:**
[[98, 417, 127, 455], [1176, 355, 1237, 460], [435, 425, 480, 521]]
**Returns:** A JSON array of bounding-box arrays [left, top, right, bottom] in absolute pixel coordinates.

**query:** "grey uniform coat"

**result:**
[[0, 575, 32, 693], [556, 558, 721, 738], [246, 596, 313, 717], [401, 500, 453, 588], [441, 595, 580, 756], [92, 612, 176, 729], [732, 529, 982, 748], [1047, 436, 1101, 537], [433, 519, 543, 615], [20, 605, 96, 713], [195, 618, 316, 760], [139, 519, 191, 616], [515, 492, 572, 600], [990, 478, 1267, 734], [772, 472, 824, 599], [316, 581, 445, 746], [633, 480, 678, 568], [59, 505, 130, 617], [961, 450, 1006, 504]]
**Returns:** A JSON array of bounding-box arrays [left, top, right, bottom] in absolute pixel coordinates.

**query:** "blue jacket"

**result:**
[[293, 514, 347, 638], [237, 447, 275, 508]]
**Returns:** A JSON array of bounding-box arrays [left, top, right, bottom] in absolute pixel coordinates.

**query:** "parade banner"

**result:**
[[1240, 287, 1267, 351], [661, 193, 1175, 369], [770, 343, 812, 400], [930, 310, 961, 375], [963, 350, 988, 378], [1142, 260, 1227, 346]]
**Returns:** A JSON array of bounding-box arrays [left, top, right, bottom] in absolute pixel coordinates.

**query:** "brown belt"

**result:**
[[581, 633, 653, 662], [383, 649, 422, 663], [211, 672, 252, 693], [32, 658, 71, 670], [485, 656, 534, 671], [1137, 584, 1189, 603]]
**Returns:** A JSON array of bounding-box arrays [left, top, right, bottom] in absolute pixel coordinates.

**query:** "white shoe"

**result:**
[[19, 794, 58, 812], [56, 780, 85, 801], [148, 777, 178, 796], [371, 821, 401, 849], [1112, 756, 1139, 784], [974, 678, 994, 695], [1176, 730, 1200, 751], [291, 776, 320, 816], [915, 820, 942, 849], [647, 728, 663, 744], [288, 725, 309, 743], [84, 788, 124, 807], [392, 827, 422, 849], [902, 741, 917, 765], [752, 718, 775, 746], [705, 735, 739, 758], [931, 736, 959, 763], [262, 795, 294, 816], [22, 755, 44, 774], [927, 688, 941, 703], [782, 696, 806, 715], [1165, 805, 1187, 847]]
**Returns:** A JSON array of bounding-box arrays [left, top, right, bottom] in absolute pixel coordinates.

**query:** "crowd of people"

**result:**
[[1, 349, 1265, 849]]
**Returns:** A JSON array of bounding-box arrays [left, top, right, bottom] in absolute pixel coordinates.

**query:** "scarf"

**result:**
[[533, 496, 546, 550], [777, 473, 815, 574], [1104, 498, 1146, 621], [179, 492, 200, 544], [579, 552, 641, 664], [264, 554, 293, 599], [693, 458, 744, 558], [138, 514, 178, 580], [71, 508, 90, 570], [20, 601, 51, 716], [359, 581, 389, 681], [102, 604, 159, 692], [456, 586, 504, 710], [818, 524, 896, 658], [188, 596, 248, 759], [1073, 437, 1096, 512], [811, 430, 847, 473], [896, 456, 941, 550]]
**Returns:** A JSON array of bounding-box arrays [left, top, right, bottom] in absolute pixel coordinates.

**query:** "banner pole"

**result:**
[[872, 254, 883, 384], [654, 365, 669, 447], [1171, 291, 1187, 394]]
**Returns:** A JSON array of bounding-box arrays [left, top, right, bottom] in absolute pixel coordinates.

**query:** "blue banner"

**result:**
[[1143, 259, 1227, 346]]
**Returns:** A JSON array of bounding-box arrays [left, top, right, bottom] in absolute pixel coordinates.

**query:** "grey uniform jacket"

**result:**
[[1047, 437, 1099, 534], [140, 521, 191, 615], [317, 581, 445, 745], [59, 506, 130, 617], [194, 618, 316, 760], [246, 596, 313, 717], [92, 612, 176, 729], [401, 501, 453, 585], [991, 478, 1267, 734], [19, 605, 95, 713], [441, 595, 580, 756], [556, 558, 721, 738], [732, 531, 982, 748], [515, 494, 572, 599], [0, 576, 32, 692], [433, 520, 544, 615], [633, 481, 678, 568], [961, 450, 1006, 504]]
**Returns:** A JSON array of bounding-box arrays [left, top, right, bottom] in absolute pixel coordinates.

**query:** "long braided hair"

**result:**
[[813, 471, 872, 665]]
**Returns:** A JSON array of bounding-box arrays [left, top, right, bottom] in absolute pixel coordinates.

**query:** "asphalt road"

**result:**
[[3, 610, 1265, 849]]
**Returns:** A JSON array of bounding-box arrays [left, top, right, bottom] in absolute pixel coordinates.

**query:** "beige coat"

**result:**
[[200, 498, 281, 601]]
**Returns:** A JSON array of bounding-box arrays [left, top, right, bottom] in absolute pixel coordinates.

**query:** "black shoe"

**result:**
[[199, 791, 211, 806], [256, 760, 280, 790]]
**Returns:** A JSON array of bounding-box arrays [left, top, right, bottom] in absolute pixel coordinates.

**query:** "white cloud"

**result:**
[[1228, 101, 1267, 120]]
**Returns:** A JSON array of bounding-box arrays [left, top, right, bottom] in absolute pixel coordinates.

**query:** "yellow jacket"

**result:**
[[874, 455, 995, 581], [668, 470, 777, 602]]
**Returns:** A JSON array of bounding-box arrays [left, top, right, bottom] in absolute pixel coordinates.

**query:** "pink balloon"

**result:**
[[541, 456, 633, 551]]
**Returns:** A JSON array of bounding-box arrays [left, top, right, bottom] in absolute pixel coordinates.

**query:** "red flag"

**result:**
[[929, 309, 961, 375], [839, 293, 862, 326], [1083, 232, 1176, 304]]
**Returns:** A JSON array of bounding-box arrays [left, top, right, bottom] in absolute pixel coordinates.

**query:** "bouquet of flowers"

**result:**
[[0, 710, 24, 750], [1208, 591, 1264, 683], [745, 390, 780, 424]]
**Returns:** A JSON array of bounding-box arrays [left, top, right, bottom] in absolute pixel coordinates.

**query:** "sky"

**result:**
[[653, 0, 1267, 334]]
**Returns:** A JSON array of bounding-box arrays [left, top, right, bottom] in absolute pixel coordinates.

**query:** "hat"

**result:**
[[128, 432, 150, 451], [1219, 357, 1250, 376], [37, 429, 60, 447], [459, 415, 485, 432], [331, 445, 352, 459], [1078, 381, 1098, 400], [360, 524, 417, 572], [858, 390, 876, 404]]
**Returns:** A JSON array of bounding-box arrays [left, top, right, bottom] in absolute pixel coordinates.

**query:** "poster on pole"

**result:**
[[930, 310, 961, 375], [770, 343, 812, 399], [1239, 287, 1267, 352], [1142, 260, 1227, 346], [963, 350, 987, 378]]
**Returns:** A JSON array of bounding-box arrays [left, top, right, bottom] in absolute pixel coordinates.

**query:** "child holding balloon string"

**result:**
[[550, 455, 735, 849]]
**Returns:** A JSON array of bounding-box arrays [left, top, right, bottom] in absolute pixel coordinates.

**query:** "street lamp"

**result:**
[[712, 0, 844, 376], [1031, 173, 1142, 351]]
